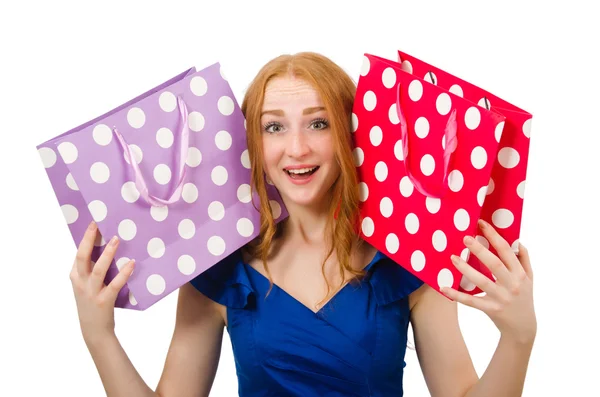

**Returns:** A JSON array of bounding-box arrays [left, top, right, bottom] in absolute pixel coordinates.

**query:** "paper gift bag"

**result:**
[[396, 50, 532, 294], [37, 63, 287, 310], [352, 52, 531, 296]]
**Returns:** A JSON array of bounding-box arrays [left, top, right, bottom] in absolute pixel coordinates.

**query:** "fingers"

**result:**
[[517, 242, 533, 281], [73, 221, 98, 277], [102, 259, 135, 301], [450, 253, 501, 299], [478, 220, 523, 274], [90, 235, 120, 292], [463, 233, 513, 287], [440, 287, 497, 312]]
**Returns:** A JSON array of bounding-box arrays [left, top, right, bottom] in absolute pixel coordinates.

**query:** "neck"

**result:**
[[280, 196, 332, 245]]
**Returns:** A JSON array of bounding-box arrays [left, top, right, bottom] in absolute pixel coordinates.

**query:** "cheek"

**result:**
[[262, 137, 281, 172]]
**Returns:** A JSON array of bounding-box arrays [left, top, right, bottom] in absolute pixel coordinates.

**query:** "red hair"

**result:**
[[241, 52, 366, 306]]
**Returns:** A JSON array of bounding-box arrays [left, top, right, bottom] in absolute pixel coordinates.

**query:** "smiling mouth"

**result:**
[[285, 166, 320, 179]]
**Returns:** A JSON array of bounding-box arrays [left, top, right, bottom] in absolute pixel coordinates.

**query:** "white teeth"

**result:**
[[287, 167, 317, 175]]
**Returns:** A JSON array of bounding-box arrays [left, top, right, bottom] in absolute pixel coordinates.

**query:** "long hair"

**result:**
[[241, 52, 365, 306]]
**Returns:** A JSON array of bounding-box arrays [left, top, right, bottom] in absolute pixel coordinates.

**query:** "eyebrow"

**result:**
[[260, 106, 325, 117]]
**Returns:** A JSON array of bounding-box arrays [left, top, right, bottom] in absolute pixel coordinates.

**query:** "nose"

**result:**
[[286, 128, 310, 159]]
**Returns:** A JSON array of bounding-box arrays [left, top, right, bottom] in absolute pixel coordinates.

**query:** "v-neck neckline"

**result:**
[[242, 250, 383, 315]]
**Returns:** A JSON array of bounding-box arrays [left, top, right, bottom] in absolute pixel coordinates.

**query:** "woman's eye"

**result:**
[[263, 122, 283, 133], [311, 119, 329, 130]]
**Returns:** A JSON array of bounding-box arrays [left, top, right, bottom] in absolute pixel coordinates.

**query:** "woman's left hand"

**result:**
[[441, 219, 537, 345]]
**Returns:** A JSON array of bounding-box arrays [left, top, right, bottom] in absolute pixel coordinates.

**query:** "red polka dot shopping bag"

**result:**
[[37, 63, 287, 310], [352, 51, 532, 296]]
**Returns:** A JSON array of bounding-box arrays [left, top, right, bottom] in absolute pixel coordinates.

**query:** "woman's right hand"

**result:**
[[69, 221, 135, 345]]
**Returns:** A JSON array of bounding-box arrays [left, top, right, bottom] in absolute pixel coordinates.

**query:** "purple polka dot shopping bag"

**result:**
[[36, 63, 287, 310]]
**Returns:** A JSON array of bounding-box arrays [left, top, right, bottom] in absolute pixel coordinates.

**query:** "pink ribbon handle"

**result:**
[[113, 96, 190, 207], [395, 82, 458, 198]]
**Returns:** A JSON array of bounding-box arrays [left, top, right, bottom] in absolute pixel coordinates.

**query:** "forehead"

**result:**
[[262, 77, 323, 109]]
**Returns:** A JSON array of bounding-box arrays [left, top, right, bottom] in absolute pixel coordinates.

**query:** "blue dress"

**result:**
[[190, 249, 424, 397]]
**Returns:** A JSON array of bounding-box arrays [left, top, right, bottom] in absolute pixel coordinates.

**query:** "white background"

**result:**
[[1, 0, 598, 395]]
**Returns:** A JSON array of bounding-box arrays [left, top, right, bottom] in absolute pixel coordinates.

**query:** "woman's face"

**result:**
[[260, 77, 340, 210]]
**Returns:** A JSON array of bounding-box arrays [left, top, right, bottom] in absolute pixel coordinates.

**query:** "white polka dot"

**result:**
[[61, 204, 79, 224], [426, 197, 441, 214], [241, 149, 251, 169], [353, 147, 364, 167], [400, 60, 413, 73], [360, 56, 370, 76], [432, 230, 447, 252], [190, 76, 208, 96], [471, 146, 488, 170], [208, 201, 225, 221], [237, 218, 254, 237], [39, 147, 57, 168], [159, 91, 177, 112], [211, 165, 228, 186], [361, 217, 374, 237], [454, 209, 470, 231], [363, 90, 377, 111], [420, 154, 435, 176], [124, 144, 143, 165], [358, 182, 369, 202], [178, 255, 196, 275], [492, 209, 514, 229], [66, 173, 79, 191], [351, 113, 359, 133], [414, 117, 430, 138], [411, 250, 426, 271], [487, 178, 495, 195], [88, 200, 107, 222], [375, 161, 388, 182], [498, 147, 520, 169], [220, 66, 227, 80], [57, 142, 78, 164], [436, 93, 452, 115], [90, 162, 110, 184], [188, 111, 205, 132], [93, 124, 112, 146], [476, 235, 490, 249], [178, 219, 196, 239], [442, 134, 446, 150], [385, 233, 400, 254], [495, 121, 505, 143], [94, 233, 107, 247], [399, 176, 414, 197], [438, 269, 454, 289], [182, 183, 198, 203], [127, 107, 146, 129], [405, 213, 420, 234], [218, 96, 235, 116], [465, 107, 481, 130], [207, 236, 226, 256], [394, 140, 404, 161], [237, 184, 252, 203], [116, 257, 130, 271], [186, 147, 202, 167], [156, 127, 174, 148], [382, 67, 397, 88], [408, 80, 423, 101], [449, 84, 463, 97], [129, 290, 138, 306], [478, 97, 491, 109], [523, 119, 532, 138], [270, 200, 282, 219], [370, 126, 383, 146], [154, 164, 172, 185], [146, 274, 166, 295], [215, 130, 232, 151], [424, 71, 437, 85], [388, 103, 400, 125], [150, 205, 168, 222], [121, 182, 140, 203], [380, 197, 393, 218], [460, 276, 476, 292], [118, 219, 137, 241], [147, 238, 166, 258], [460, 247, 470, 261], [517, 180, 526, 199], [477, 186, 488, 206], [448, 170, 464, 192]]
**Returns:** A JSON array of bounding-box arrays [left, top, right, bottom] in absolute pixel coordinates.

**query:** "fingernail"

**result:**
[[450, 255, 458, 264], [464, 235, 475, 245], [88, 221, 97, 230], [110, 236, 119, 246], [478, 219, 488, 229]]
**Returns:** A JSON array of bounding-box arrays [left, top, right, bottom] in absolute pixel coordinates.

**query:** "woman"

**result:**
[[70, 52, 537, 396]]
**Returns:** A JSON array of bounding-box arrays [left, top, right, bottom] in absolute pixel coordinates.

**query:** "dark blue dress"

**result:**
[[190, 249, 424, 397]]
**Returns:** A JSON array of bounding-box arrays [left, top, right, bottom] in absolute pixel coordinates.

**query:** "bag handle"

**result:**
[[113, 96, 190, 207], [395, 82, 457, 198]]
